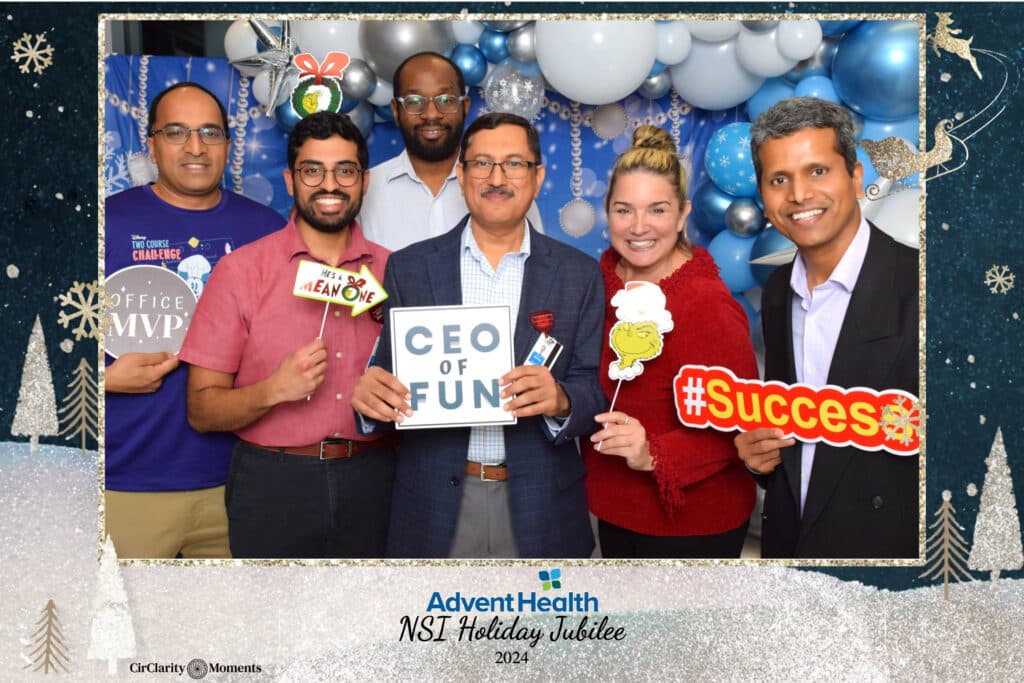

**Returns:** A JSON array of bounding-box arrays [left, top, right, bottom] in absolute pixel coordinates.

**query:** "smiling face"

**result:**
[[607, 170, 690, 283], [284, 135, 368, 234], [456, 124, 544, 236], [392, 54, 469, 163], [148, 86, 229, 209], [756, 127, 864, 271]]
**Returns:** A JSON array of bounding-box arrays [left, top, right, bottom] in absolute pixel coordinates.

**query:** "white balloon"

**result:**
[[670, 38, 765, 111], [367, 77, 394, 106], [737, 28, 798, 78], [775, 20, 823, 61], [451, 20, 485, 45], [684, 20, 741, 43], [224, 20, 281, 77], [251, 70, 271, 106], [535, 20, 657, 105], [866, 187, 920, 248], [656, 21, 692, 65], [292, 20, 363, 63]]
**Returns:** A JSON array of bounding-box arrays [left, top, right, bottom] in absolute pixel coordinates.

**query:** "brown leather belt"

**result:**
[[244, 434, 399, 460], [466, 461, 508, 481]]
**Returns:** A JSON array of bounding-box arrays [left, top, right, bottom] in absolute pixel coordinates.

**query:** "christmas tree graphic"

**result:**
[[919, 490, 974, 599], [23, 599, 70, 673], [11, 315, 59, 455], [58, 357, 99, 456], [968, 427, 1024, 581], [87, 534, 136, 675]]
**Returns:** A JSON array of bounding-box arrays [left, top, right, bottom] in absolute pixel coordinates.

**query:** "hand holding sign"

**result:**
[[500, 364, 569, 419], [352, 366, 414, 424], [734, 428, 796, 474], [105, 351, 179, 394]]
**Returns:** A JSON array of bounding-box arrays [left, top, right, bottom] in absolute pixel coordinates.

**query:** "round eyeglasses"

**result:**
[[149, 125, 228, 145], [293, 163, 364, 188], [393, 94, 467, 116], [462, 159, 539, 180]]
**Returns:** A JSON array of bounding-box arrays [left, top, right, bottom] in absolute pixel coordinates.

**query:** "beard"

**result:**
[[294, 189, 362, 234], [399, 119, 463, 163]]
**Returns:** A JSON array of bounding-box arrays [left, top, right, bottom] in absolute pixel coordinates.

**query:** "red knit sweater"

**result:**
[[582, 247, 759, 536]]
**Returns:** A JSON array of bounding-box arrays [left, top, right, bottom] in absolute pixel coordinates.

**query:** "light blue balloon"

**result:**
[[833, 21, 920, 121], [451, 43, 488, 86], [478, 29, 510, 63], [794, 75, 841, 103], [708, 230, 758, 293], [648, 59, 667, 77], [691, 182, 735, 236], [860, 115, 920, 143], [704, 122, 758, 198], [818, 20, 862, 36], [749, 226, 796, 287], [746, 78, 795, 122]]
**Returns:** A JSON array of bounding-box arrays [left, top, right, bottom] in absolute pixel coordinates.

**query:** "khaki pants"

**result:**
[[105, 487, 230, 559]]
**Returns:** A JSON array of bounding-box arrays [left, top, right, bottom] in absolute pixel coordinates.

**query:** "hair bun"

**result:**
[[631, 125, 676, 154]]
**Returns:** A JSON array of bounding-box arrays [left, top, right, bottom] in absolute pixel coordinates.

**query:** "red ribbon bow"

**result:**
[[293, 51, 350, 85], [346, 275, 366, 288]]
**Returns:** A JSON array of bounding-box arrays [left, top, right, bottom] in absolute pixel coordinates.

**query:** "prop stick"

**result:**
[[308, 301, 331, 401], [596, 281, 674, 453]]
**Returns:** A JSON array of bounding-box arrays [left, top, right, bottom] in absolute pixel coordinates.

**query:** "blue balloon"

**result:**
[[345, 101, 375, 139], [478, 29, 510, 63], [688, 223, 714, 249], [649, 59, 667, 77], [274, 100, 303, 133], [691, 182, 735, 236], [855, 146, 879, 189], [340, 94, 358, 113], [374, 103, 394, 122], [708, 231, 758, 293], [733, 293, 758, 332], [704, 122, 758, 198], [860, 115, 920, 143], [833, 21, 920, 121], [818, 20, 862, 36], [512, 59, 543, 78], [746, 78, 795, 122], [749, 226, 796, 287], [451, 43, 488, 86], [794, 75, 841, 103]]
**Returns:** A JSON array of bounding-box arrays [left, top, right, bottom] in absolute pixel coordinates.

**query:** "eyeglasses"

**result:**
[[149, 125, 228, 145], [463, 159, 539, 180], [394, 94, 467, 116], [293, 162, 364, 188]]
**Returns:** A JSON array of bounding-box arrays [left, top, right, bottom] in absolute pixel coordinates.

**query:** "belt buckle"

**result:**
[[320, 439, 352, 460], [480, 463, 504, 481]]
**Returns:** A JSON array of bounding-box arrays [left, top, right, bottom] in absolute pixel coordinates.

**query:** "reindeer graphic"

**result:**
[[930, 13, 983, 80]]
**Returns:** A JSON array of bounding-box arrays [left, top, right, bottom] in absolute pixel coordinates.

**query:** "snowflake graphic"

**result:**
[[11, 32, 54, 75], [879, 396, 921, 446], [984, 264, 1015, 295], [57, 280, 105, 341]]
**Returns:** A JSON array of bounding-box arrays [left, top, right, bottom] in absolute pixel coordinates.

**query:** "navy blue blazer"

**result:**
[[758, 224, 920, 559], [374, 218, 605, 558]]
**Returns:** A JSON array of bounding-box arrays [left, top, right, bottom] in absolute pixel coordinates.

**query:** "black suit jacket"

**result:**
[[758, 224, 920, 559]]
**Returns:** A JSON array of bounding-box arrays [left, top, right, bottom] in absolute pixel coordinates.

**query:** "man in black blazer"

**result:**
[[736, 97, 919, 559]]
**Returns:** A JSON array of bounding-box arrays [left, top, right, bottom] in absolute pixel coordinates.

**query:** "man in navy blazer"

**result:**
[[736, 98, 920, 558], [352, 113, 604, 558]]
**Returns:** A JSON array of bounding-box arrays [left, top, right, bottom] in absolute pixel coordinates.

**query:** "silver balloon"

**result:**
[[783, 35, 840, 84], [742, 20, 779, 33], [637, 70, 672, 99], [725, 198, 766, 236], [481, 20, 530, 33], [341, 58, 376, 102], [507, 24, 536, 64], [359, 21, 456, 84]]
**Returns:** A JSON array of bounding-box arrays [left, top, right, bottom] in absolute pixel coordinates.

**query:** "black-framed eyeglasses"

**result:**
[[463, 159, 539, 180], [293, 162, 364, 188], [393, 93, 467, 116], [149, 125, 228, 145]]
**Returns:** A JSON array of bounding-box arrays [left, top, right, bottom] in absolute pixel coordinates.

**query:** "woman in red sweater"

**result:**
[[583, 125, 759, 558]]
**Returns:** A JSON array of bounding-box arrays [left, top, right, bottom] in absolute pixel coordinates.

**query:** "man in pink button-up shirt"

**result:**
[[179, 111, 396, 558]]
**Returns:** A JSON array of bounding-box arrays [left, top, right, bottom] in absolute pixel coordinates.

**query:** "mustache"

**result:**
[[481, 186, 514, 198]]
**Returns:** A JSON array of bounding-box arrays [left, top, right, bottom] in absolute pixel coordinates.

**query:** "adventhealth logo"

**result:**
[[539, 568, 561, 591]]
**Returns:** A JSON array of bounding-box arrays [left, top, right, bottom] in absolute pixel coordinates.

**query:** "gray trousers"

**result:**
[[449, 475, 519, 558]]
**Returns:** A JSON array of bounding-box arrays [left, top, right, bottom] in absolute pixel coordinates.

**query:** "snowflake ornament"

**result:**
[[984, 264, 1015, 295], [880, 396, 921, 446], [57, 280, 105, 341], [11, 32, 54, 75]]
